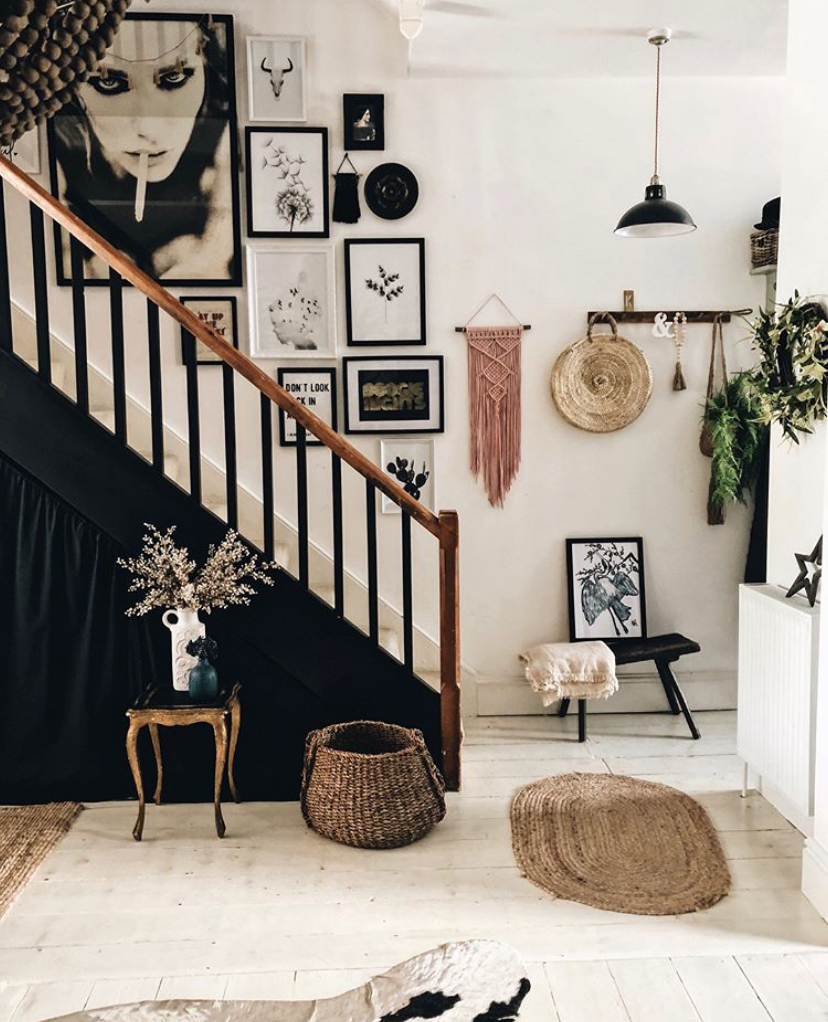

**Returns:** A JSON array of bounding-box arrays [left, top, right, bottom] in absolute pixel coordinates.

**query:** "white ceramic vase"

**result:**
[[161, 607, 206, 692]]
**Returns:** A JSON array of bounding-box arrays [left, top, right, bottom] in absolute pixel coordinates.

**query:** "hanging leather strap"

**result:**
[[587, 312, 619, 340], [706, 314, 728, 400]]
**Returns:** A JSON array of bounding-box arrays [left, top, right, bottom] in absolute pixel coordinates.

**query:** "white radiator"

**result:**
[[738, 584, 820, 833]]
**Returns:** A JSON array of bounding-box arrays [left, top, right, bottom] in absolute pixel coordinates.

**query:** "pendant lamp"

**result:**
[[615, 29, 696, 238]]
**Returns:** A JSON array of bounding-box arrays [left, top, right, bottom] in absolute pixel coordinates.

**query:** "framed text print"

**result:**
[[276, 366, 337, 446], [343, 356, 444, 434]]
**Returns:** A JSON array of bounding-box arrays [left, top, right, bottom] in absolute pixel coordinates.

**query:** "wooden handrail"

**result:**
[[0, 155, 445, 538]]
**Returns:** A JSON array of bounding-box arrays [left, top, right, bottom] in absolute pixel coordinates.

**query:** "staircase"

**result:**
[[0, 156, 462, 793]]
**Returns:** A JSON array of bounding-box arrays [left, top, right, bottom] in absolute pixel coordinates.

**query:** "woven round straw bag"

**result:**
[[551, 313, 653, 432], [300, 720, 446, 849]]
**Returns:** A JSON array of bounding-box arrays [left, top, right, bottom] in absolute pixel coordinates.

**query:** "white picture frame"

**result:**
[[247, 243, 336, 359], [247, 36, 307, 123], [380, 439, 435, 514]]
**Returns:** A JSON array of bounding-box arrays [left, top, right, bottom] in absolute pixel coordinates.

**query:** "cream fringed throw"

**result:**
[[466, 325, 523, 507], [520, 640, 618, 705]]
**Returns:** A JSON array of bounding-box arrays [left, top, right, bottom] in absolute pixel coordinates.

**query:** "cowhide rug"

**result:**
[[47, 942, 530, 1022]]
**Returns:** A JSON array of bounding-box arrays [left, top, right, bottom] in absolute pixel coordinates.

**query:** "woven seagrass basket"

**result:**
[[750, 229, 778, 270], [300, 720, 446, 849]]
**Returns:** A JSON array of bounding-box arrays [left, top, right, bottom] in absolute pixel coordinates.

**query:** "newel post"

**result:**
[[439, 509, 461, 791]]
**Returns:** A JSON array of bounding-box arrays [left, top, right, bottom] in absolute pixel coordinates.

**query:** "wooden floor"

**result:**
[[1, 711, 827, 1021]]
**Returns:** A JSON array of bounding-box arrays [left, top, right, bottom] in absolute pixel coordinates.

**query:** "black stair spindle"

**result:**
[[146, 298, 163, 472], [402, 511, 414, 670], [69, 237, 88, 413], [108, 268, 126, 442], [0, 183, 11, 352], [366, 479, 379, 644], [29, 203, 51, 383], [296, 422, 309, 587], [331, 452, 344, 618], [260, 393, 274, 560], [183, 328, 201, 503], [222, 362, 238, 529]]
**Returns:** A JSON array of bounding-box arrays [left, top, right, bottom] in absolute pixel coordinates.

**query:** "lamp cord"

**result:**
[[654, 43, 661, 179]]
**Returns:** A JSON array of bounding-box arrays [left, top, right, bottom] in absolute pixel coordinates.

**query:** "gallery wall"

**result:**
[[6, 0, 784, 704]]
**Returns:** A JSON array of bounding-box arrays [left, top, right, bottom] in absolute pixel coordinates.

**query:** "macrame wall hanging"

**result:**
[[332, 153, 361, 224], [458, 295, 529, 508]]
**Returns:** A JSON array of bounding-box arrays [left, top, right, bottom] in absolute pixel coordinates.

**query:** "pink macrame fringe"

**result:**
[[466, 326, 523, 508]]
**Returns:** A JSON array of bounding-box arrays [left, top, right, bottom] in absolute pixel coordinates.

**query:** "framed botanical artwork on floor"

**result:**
[[247, 36, 307, 122], [276, 367, 337, 446], [179, 296, 239, 366], [344, 239, 426, 346], [343, 356, 444, 434], [342, 93, 384, 150], [380, 438, 435, 514], [566, 538, 647, 643], [246, 244, 336, 359], [47, 12, 243, 287], [245, 126, 329, 238]]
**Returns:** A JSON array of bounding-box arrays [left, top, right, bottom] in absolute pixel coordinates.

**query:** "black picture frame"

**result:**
[[245, 125, 330, 239], [565, 537, 647, 644], [276, 367, 337, 446], [344, 238, 426, 347], [179, 296, 239, 366], [342, 355, 444, 434], [342, 93, 385, 151], [47, 12, 243, 287]]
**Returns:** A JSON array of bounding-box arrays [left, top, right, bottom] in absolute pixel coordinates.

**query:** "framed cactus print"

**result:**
[[566, 538, 647, 642], [344, 238, 426, 346]]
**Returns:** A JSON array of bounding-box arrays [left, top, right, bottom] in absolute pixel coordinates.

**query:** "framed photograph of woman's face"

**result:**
[[47, 12, 243, 287], [343, 356, 444, 434], [276, 367, 337, 446], [345, 239, 426, 346], [179, 296, 239, 366], [245, 126, 329, 239], [247, 243, 336, 359], [343, 93, 384, 150], [247, 36, 307, 122], [565, 537, 647, 643], [380, 438, 435, 514]]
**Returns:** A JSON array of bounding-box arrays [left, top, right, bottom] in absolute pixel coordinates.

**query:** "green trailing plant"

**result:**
[[703, 372, 766, 526], [748, 292, 828, 444]]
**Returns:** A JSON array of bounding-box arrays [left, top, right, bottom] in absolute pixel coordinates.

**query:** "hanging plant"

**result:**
[[703, 372, 766, 525], [748, 293, 828, 444]]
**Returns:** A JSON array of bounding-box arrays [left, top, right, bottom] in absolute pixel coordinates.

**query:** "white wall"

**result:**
[[8, 0, 783, 694]]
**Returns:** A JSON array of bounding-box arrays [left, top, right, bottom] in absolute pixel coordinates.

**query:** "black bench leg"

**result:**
[[655, 660, 701, 740], [657, 661, 681, 715], [558, 698, 571, 718], [578, 699, 586, 742]]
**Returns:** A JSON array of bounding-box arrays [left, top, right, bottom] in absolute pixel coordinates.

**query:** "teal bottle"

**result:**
[[188, 657, 218, 702]]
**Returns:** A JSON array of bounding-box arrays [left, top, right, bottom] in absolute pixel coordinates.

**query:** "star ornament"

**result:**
[[786, 536, 823, 607]]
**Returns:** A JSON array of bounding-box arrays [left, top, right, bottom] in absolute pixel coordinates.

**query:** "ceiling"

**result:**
[[374, 0, 789, 78]]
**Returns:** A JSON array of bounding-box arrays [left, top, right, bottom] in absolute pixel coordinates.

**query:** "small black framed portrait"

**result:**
[[276, 366, 337, 446], [345, 238, 426, 346], [179, 296, 239, 366], [245, 126, 330, 238], [565, 537, 647, 643], [343, 93, 384, 151], [343, 355, 444, 434]]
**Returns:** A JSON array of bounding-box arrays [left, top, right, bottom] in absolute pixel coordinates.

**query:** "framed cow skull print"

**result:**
[[566, 538, 647, 643], [247, 36, 307, 122]]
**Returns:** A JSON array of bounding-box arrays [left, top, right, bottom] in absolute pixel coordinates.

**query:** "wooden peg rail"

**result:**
[[586, 309, 752, 325], [454, 324, 532, 333]]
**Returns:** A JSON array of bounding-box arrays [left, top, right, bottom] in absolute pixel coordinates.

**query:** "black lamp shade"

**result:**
[[615, 182, 696, 238]]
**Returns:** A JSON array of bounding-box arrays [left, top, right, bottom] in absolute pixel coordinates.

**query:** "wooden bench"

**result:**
[[558, 633, 701, 742]]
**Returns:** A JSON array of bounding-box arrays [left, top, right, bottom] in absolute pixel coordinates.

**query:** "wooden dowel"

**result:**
[[454, 324, 531, 332]]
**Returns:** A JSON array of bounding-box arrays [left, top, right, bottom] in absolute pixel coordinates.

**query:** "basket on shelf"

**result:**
[[751, 228, 778, 270], [300, 720, 446, 849]]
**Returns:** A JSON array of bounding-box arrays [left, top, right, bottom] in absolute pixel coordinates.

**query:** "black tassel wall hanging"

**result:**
[[332, 154, 361, 224]]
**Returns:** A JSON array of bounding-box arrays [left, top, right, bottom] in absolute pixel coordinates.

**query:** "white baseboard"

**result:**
[[753, 775, 814, 837], [803, 837, 828, 921], [474, 670, 737, 716]]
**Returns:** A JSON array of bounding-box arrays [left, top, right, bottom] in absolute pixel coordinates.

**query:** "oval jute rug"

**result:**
[[510, 773, 730, 915]]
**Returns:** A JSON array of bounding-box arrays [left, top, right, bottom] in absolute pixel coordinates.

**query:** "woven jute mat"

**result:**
[[511, 773, 730, 915], [0, 802, 81, 919]]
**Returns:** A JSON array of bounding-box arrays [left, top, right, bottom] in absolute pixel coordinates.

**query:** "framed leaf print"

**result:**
[[343, 356, 444, 434], [345, 238, 426, 346], [245, 126, 329, 238]]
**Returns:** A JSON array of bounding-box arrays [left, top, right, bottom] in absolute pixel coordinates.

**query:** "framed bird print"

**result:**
[[566, 538, 647, 642]]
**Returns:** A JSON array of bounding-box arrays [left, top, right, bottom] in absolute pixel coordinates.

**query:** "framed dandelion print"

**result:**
[[345, 238, 426, 346], [276, 367, 337, 446], [566, 538, 647, 643], [247, 36, 307, 122], [245, 126, 329, 238], [246, 243, 336, 359], [380, 438, 435, 514], [343, 356, 444, 434], [179, 295, 239, 365]]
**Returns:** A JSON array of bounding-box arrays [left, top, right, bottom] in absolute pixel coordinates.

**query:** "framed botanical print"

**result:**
[[276, 367, 337, 446], [247, 36, 307, 122], [345, 239, 426, 346], [566, 538, 647, 643], [246, 243, 336, 359], [47, 12, 243, 287], [179, 296, 238, 366], [380, 439, 435, 514], [343, 356, 444, 434], [245, 126, 329, 238], [342, 93, 384, 150]]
